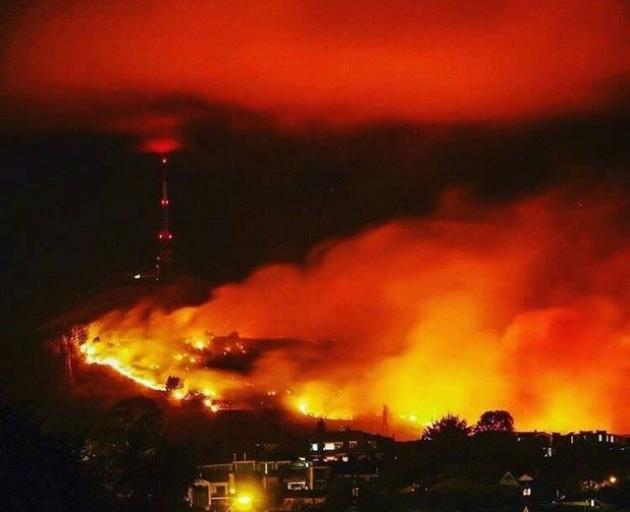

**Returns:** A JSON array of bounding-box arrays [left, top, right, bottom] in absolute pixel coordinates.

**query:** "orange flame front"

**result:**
[[78, 189, 630, 434]]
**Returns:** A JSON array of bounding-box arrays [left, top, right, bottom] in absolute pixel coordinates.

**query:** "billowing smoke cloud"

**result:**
[[3, 0, 629, 137], [81, 188, 630, 434]]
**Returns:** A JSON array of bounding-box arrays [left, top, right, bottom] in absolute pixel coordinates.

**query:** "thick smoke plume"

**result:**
[[81, 188, 630, 434]]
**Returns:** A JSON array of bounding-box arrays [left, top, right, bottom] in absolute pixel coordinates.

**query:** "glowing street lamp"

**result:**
[[232, 491, 256, 511]]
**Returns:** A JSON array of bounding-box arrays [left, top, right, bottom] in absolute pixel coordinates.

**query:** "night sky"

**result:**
[[2, 112, 627, 332]]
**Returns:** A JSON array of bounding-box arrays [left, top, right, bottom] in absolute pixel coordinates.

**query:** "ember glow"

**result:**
[[78, 189, 630, 433]]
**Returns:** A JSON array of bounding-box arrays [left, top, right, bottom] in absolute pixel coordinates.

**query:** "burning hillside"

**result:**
[[73, 188, 629, 434]]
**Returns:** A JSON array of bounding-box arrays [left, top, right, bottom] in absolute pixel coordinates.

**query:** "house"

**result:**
[[308, 428, 394, 463], [275, 490, 327, 511], [519, 474, 534, 496], [188, 459, 330, 510], [567, 431, 622, 446], [499, 471, 519, 487], [498, 471, 534, 496]]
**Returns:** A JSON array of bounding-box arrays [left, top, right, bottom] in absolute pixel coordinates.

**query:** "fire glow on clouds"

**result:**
[[80, 189, 630, 433], [3, 0, 629, 133]]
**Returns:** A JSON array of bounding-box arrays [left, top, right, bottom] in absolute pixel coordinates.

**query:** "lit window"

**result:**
[[311, 443, 319, 452], [323, 443, 336, 451], [523, 488, 532, 496]]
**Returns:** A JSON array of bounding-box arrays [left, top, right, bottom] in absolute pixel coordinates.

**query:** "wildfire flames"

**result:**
[[77, 189, 629, 434]]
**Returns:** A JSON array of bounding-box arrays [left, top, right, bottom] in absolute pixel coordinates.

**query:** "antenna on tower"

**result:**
[[382, 404, 390, 434], [156, 156, 174, 280]]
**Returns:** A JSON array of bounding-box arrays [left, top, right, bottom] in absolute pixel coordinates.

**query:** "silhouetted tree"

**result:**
[[474, 410, 514, 433], [470, 411, 518, 476], [0, 397, 97, 511], [422, 414, 471, 472], [316, 417, 326, 434], [82, 396, 165, 507], [165, 376, 181, 392], [427, 477, 520, 509], [422, 414, 471, 442]]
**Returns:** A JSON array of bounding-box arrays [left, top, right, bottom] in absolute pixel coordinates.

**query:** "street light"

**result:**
[[230, 491, 256, 511]]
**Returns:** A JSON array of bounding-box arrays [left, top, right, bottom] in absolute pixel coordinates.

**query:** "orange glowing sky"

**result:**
[[3, 0, 629, 132]]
